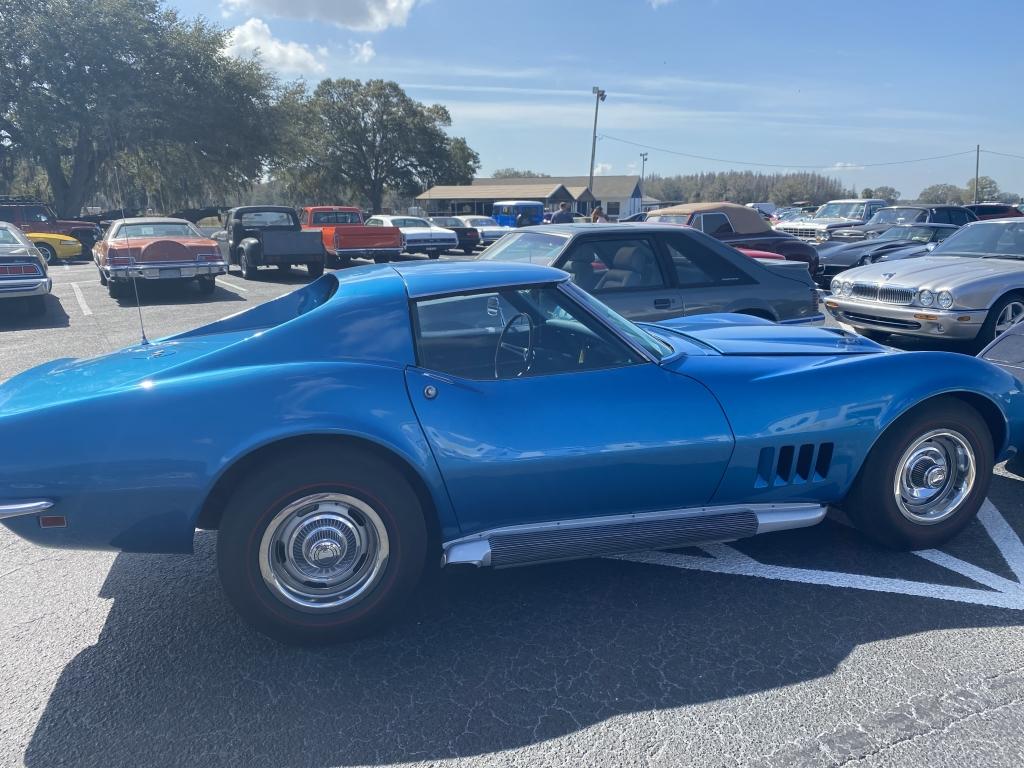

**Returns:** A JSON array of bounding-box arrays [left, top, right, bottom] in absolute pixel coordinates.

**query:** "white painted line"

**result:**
[[612, 499, 1024, 611], [63, 264, 70, 271], [69, 282, 92, 316], [217, 277, 249, 293]]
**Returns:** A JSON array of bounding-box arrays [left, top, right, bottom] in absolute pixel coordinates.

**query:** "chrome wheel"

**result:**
[[259, 493, 389, 612], [994, 301, 1024, 337], [893, 429, 976, 525]]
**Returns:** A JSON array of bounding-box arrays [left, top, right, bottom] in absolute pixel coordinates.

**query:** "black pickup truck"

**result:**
[[213, 206, 326, 280]]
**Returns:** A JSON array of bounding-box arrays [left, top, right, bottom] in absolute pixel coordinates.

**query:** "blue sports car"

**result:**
[[2, 262, 1022, 644]]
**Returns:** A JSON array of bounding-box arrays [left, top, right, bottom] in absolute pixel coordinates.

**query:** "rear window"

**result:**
[[476, 231, 570, 264], [311, 211, 361, 225], [240, 211, 294, 227], [114, 222, 201, 239]]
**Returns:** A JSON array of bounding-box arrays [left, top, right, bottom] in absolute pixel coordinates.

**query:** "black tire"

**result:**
[[307, 262, 324, 278], [239, 251, 257, 280], [107, 279, 123, 299], [978, 292, 1024, 348], [197, 276, 216, 295], [98, 267, 107, 286], [36, 243, 57, 265], [216, 448, 429, 645], [841, 397, 993, 550], [463, 247, 476, 255], [428, 251, 441, 259]]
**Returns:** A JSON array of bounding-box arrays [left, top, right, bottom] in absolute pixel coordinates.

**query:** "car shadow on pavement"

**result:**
[[0, 295, 70, 331], [112, 281, 248, 307], [24, 473, 1024, 767]]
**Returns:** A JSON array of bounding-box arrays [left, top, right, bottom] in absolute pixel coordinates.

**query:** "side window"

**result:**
[[413, 286, 638, 380], [934, 228, 956, 241], [948, 209, 969, 226], [565, 239, 665, 292], [701, 213, 734, 235], [607, 202, 621, 216], [663, 234, 752, 288], [930, 208, 951, 224], [365, 218, 380, 226], [25, 206, 51, 223]]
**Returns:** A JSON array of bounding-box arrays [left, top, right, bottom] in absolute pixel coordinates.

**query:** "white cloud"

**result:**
[[349, 39, 375, 63], [593, 162, 613, 175], [828, 161, 865, 171], [222, 0, 417, 31], [224, 18, 326, 74], [648, 0, 675, 7]]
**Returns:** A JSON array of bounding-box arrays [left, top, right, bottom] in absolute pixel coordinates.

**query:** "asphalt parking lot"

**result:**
[[3, 257, 1024, 767]]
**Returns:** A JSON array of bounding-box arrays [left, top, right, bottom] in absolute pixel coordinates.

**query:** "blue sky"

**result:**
[[174, 0, 1024, 197]]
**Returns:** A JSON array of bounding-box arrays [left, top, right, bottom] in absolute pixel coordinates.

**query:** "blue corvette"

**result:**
[[2, 261, 1023, 644]]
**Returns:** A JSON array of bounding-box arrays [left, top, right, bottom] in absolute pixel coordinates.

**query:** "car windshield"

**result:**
[[114, 222, 200, 239], [466, 217, 498, 226], [431, 218, 461, 227], [646, 215, 689, 225], [476, 230, 570, 264], [561, 281, 671, 360], [870, 208, 925, 225], [877, 225, 937, 243], [815, 202, 867, 220], [931, 221, 1024, 259]]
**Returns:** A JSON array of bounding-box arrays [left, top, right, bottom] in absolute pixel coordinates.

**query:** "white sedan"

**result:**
[[454, 216, 512, 247], [366, 215, 457, 258]]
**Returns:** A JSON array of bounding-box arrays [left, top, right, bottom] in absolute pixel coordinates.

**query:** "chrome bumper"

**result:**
[[824, 297, 985, 339], [108, 262, 227, 279], [0, 500, 53, 521], [0, 277, 51, 298]]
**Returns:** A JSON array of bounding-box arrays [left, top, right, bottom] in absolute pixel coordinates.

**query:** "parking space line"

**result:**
[[69, 282, 93, 316], [217, 277, 249, 293], [63, 264, 70, 271]]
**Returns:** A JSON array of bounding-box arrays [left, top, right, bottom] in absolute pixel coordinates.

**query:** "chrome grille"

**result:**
[[777, 226, 821, 240], [849, 283, 914, 305], [878, 286, 914, 305]]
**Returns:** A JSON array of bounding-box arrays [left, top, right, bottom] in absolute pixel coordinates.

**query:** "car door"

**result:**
[[405, 284, 734, 534], [553, 235, 684, 321], [658, 231, 763, 316]]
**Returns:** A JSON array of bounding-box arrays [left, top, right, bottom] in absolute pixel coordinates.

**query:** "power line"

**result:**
[[597, 134, 977, 170], [982, 149, 1024, 162]]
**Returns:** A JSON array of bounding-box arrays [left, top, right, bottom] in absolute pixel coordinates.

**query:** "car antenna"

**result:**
[[107, 131, 148, 346]]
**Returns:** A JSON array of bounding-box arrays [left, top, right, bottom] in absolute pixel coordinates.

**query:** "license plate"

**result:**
[[159, 268, 181, 278]]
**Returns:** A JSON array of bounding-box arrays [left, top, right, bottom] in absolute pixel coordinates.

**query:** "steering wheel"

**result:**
[[494, 313, 535, 379]]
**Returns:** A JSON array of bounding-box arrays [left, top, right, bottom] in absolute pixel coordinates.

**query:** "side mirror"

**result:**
[[925, 242, 936, 251]]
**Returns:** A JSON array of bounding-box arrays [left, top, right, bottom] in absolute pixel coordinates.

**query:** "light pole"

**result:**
[[587, 86, 607, 201], [639, 152, 648, 212]]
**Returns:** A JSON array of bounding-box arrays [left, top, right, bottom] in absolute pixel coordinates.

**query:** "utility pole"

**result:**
[[588, 86, 607, 201], [639, 152, 648, 214], [974, 144, 981, 204]]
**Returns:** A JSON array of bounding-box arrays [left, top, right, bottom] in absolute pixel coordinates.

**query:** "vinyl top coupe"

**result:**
[[2, 261, 1022, 644]]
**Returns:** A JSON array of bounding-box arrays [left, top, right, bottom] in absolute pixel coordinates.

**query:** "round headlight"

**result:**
[[937, 290, 954, 309], [918, 289, 934, 307], [831, 278, 841, 295], [841, 281, 853, 297]]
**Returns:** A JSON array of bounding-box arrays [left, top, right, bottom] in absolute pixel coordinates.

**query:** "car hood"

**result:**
[[840, 255, 1024, 290], [649, 314, 884, 356], [819, 238, 925, 265]]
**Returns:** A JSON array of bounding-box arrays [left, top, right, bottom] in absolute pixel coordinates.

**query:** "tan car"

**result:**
[[824, 219, 1024, 346], [95, 217, 227, 299]]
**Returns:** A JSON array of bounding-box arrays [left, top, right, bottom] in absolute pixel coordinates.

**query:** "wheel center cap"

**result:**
[[925, 466, 947, 488], [307, 539, 345, 568]]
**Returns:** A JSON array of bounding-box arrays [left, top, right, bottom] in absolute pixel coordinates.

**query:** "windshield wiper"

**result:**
[[979, 254, 1024, 260]]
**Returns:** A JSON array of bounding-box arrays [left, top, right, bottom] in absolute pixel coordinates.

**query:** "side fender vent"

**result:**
[[756, 442, 833, 488]]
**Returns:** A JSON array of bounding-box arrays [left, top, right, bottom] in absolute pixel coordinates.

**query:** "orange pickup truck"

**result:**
[[299, 206, 403, 266]]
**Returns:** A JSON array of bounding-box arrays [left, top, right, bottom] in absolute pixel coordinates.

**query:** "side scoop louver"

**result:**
[[756, 442, 833, 488]]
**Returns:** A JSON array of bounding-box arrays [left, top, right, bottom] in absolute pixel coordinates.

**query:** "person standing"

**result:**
[[550, 202, 574, 224], [591, 206, 608, 223]]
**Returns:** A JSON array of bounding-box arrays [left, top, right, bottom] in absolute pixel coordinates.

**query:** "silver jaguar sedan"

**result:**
[[824, 219, 1024, 346]]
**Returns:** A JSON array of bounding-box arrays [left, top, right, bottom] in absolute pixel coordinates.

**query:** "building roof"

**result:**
[[417, 183, 572, 202], [647, 202, 770, 235], [473, 175, 641, 200]]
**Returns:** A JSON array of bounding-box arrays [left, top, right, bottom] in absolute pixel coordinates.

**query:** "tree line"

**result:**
[[0, 0, 478, 217]]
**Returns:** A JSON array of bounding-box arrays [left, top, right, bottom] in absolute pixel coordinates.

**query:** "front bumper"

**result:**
[[107, 262, 227, 280], [824, 297, 985, 339], [406, 240, 457, 253], [0, 277, 52, 299]]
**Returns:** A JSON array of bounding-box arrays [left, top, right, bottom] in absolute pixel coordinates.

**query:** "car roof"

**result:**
[[108, 217, 194, 225], [391, 260, 567, 299], [524, 223, 689, 236], [231, 206, 296, 214]]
